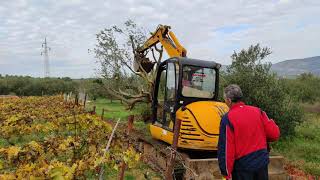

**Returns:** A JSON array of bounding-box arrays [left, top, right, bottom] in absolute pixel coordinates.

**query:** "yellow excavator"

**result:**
[[132, 25, 287, 179], [134, 25, 229, 151]]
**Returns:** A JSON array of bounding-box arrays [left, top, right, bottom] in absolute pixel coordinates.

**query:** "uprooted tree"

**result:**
[[94, 20, 164, 109]]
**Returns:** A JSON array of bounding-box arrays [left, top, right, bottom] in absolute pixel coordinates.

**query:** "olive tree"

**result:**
[[94, 20, 163, 109], [223, 44, 303, 137]]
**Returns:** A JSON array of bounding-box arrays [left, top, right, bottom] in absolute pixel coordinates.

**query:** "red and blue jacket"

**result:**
[[217, 102, 280, 179]]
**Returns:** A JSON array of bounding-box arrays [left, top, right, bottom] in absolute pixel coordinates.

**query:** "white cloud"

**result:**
[[0, 0, 319, 78]]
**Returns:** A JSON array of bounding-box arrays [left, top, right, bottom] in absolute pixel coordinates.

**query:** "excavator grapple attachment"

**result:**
[[133, 53, 155, 73]]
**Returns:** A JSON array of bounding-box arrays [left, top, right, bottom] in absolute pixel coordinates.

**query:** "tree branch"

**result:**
[[98, 82, 149, 110], [155, 45, 164, 64], [119, 56, 142, 76], [118, 88, 149, 99], [99, 84, 131, 104], [127, 97, 148, 110], [151, 48, 157, 63]]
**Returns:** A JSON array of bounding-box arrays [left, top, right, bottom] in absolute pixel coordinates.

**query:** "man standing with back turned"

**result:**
[[218, 84, 280, 180]]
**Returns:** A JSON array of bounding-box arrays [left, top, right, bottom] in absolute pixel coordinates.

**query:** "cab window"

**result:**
[[182, 66, 216, 98]]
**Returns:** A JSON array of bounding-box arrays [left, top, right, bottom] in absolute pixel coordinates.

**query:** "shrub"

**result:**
[[222, 44, 303, 137], [281, 73, 320, 103]]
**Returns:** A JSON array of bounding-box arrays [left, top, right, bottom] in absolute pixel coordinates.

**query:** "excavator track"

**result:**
[[133, 133, 288, 180]]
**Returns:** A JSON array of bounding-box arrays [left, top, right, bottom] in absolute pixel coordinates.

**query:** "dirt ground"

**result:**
[[302, 103, 320, 113]]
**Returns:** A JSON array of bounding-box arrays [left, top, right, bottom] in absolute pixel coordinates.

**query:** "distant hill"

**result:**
[[271, 56, 320, 77], [220, 56, 320, 77]]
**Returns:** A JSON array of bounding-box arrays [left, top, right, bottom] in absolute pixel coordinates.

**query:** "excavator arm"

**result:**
[[133, 25, 187, 73], [137, 25, 187, 57]]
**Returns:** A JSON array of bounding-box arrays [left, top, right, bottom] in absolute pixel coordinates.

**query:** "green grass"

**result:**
[[86, 98, 149, 120], [123, 162, 162, 180], [273, 112, 320, 176], [86, 99, 135, 120], [86, 98, 153, 139], [98, 161, 161, 180]]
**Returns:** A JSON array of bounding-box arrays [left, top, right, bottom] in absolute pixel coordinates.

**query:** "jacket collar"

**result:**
[[230, 101, 245, 110]]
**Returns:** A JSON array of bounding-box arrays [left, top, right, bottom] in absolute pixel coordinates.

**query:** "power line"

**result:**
[[41, 37, 51, 77]]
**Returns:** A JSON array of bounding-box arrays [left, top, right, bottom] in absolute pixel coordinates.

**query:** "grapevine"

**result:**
[[0, 96, 141, 179]]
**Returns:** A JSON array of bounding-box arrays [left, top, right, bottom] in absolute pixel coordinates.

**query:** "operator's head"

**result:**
[[224, 84, 243, 107]]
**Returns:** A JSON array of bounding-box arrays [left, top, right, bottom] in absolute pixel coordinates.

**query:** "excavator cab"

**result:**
[[150, 57, 228, 150]]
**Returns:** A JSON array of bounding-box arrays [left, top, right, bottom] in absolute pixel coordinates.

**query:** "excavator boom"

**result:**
[[137, 25, 187, 58]]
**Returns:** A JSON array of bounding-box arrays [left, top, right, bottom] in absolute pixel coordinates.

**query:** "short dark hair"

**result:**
[[224, 84, 243, 102]]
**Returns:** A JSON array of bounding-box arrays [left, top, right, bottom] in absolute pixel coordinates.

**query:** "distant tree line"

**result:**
[[0, 74, 128, 101], [0, 75, 78, 96], [281, 73, 320, 103]]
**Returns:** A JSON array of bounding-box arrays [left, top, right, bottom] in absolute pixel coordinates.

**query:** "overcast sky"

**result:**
[[0, 0, 319, 78]]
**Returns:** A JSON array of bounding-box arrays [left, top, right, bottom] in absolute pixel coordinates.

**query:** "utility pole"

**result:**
[[41, 37, 51, 77]]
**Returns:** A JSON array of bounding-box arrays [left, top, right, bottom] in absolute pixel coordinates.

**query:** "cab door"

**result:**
[[152, 61, 178, 131], [162, 62, 177, 130]]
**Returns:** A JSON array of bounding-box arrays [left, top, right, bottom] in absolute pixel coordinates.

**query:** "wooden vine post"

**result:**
[[165, 119, 182, 180], [99, 118, 121, 180], [83, 93, 87, 108], [118, 115, 134, 180], [101, 108, 105, 120], [91, 105, 96, 115]]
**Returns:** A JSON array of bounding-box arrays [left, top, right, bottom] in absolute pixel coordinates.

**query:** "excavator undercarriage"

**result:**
[[134, 133, 288, 180]]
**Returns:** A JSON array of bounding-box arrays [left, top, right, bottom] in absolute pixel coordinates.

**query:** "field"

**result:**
[[274, 112, 320, 177], [0, 96, 159, 179]]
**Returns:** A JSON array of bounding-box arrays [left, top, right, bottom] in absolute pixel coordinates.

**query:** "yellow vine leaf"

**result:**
[[28, 141, 43, 153], [49, 167, 65, 180], [16, 163, 37, 179], [49, 160, 77, 180], [113, 164, 118, 171], [0, 159, 3, 170], [135, 153, 140, 161], [7, 146, 21, 160], [0, 174, 16, 180], [58, 143, 67, 151]]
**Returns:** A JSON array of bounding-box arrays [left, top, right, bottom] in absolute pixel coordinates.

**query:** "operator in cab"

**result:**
[[218, 84, 280, 180]]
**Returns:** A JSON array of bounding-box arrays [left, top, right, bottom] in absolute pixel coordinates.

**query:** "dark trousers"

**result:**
[[232, 165, 268, 180]]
